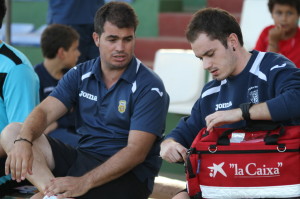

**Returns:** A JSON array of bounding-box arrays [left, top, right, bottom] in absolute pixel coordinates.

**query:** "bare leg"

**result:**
[[172, 191, 190, 199], [30, 192, 44, 199], [0, 144, 6, 157], [0, 134, 6, 157], [0, 122, 55, 195], [150, 176, 186, 199]]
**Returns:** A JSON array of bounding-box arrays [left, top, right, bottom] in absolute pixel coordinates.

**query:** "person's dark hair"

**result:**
[[94, 1, 138, 35], [0, 0, 6, 29], [186, 7, 244, 48], [41, 24, 79, 59], [268, 0, 300, 14]]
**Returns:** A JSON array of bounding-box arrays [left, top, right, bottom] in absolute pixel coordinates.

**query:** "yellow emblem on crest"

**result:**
[[118, 100, 126, 113]]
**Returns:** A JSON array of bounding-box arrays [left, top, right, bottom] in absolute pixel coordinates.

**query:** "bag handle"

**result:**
[[217, 121, 284, 145], [185, 149, 196, 179]]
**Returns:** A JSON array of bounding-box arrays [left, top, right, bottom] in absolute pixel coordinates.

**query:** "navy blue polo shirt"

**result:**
[[50, 56, 169, 190]]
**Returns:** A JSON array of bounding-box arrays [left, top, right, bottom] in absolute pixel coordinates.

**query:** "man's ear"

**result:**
[[57, 47, 65, 59], [228, 33, 239, 50], [93, 32, 100, 47]]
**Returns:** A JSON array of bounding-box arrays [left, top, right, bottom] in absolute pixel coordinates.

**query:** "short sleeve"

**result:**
[[130, 84, 169, 137], [50, 67, 80, 109], [3, 64, 40, 123]]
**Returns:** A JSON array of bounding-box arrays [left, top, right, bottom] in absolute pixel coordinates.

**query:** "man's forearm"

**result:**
[[19, 97, 68, 142], [83, 130, 156, 191], [19, 107, 48, 142], [249, 102, 272, 120], [83, 145, 145, 190]]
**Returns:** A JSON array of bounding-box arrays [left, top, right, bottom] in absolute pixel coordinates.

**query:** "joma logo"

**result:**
[[79, 91, 97, 101], [215, 101, 232, 111]]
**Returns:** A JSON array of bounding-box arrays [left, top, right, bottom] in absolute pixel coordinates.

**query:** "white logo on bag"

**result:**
[[229, 163, 282, 176], [208, 162, 283, 178], [208, 162, 227, 177]]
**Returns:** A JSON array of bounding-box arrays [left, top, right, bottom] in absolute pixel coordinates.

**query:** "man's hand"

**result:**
[[205, 108, 243, 131], [44, 176, 90, 199], [160, 139, 187, 163], [5, 140, 33, 182]]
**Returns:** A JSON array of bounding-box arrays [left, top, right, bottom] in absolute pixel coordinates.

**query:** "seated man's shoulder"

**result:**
[[137, 63, 164, 85]]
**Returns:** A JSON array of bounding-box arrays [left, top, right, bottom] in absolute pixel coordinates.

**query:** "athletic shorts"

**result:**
[[47, 136, 150, 199]]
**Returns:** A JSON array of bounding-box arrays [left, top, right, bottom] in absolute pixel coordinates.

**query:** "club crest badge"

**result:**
[[118, 100, 126, 113], [248, 86, 259, 104]]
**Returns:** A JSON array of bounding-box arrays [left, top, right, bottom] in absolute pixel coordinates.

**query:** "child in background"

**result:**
[[34, 24, 81, 146], [254, 0, 300, 67]]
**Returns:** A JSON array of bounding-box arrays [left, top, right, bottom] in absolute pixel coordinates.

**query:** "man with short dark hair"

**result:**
[[160, 7, 300, 199], [1, 2, 169, 199]]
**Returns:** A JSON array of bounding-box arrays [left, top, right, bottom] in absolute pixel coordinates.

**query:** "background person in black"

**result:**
[[47, 0, 105, 64], [34, 24, 81, 147]]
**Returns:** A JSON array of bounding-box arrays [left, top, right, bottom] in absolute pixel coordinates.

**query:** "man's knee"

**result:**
[[0, 122, 23, 150], [172, 191, 190, 199], [150, 176, 186, 199]]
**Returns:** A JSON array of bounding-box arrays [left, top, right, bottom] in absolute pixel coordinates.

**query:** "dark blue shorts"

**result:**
[[47, 136, 150, 199]]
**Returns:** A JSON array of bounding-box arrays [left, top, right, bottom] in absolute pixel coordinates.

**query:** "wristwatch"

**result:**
[[239, 102, 253, 121]]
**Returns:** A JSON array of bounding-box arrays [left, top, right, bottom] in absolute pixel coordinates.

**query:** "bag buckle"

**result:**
[[208, 144, 217, 153]]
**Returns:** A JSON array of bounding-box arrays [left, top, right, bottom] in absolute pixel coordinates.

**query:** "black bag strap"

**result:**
[[217, 121, 284, 145], [185, 148, 196, 178], [190, 192, 203, 199]]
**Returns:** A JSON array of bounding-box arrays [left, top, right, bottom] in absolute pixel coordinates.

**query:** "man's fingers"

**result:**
[[160, 140, 188, 163], [177, 147, 187, 161], [27, 156, 33, 175], [9, 158, 16, 180], [45, 179, 63, 197], [21, 158, 29, 180], [181, 150, 187, 162], [170, 152, 183, 163], [162, 149, 182, 163], [57, 191, 71, 199], [44, 186, 56, 197], [15, 158, 22, 182], [206, 118, 215, 131], [5, 155, 11, 175], [205, 115, 216, 131], [170, 147, 187, 163]]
